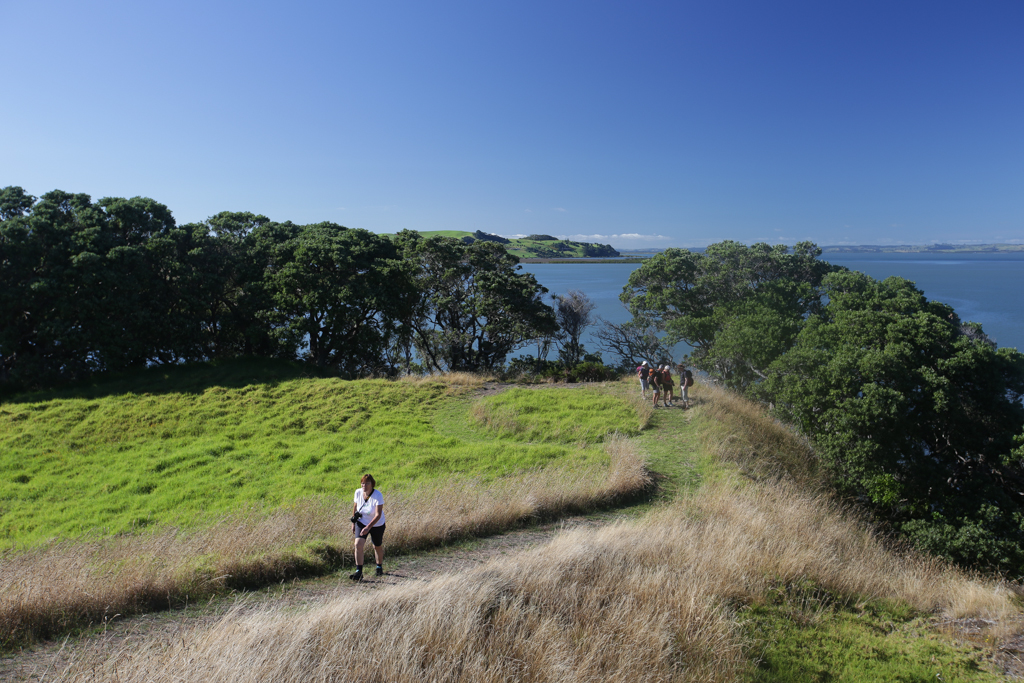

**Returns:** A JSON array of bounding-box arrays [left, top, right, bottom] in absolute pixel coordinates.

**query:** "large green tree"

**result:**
[[399, 233, 557, 372], [621, 241, 839, 388], [0, 189, 189, 385], [266, 223, 416, 374], [762, 270, 1024, 572], [169, 212, 291, 360]]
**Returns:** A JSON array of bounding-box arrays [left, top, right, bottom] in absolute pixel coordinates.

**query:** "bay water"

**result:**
[[520, 252, 1024, 363]]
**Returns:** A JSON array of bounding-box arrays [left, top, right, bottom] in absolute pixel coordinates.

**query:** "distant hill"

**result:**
[[394, 230, 620, 258], [403, 232, 618, 259]]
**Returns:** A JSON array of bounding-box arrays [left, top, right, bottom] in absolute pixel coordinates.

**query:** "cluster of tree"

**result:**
[[624, 241, 1024, 574], [580, 242, 620, 258], [462, 230, 511, 245], [0, 188, 557, 389]]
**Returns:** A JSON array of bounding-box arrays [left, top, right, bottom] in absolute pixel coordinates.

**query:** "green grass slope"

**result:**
[[0, 361, 638, 547]]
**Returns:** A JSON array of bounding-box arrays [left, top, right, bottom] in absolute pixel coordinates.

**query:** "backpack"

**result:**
[[684, 369, 693, 387]]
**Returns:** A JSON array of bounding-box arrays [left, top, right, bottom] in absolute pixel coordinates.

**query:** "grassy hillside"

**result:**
[[0, 360, 640, 548], [1, 365, 1019, 680], [19, 380, 1019, 682]]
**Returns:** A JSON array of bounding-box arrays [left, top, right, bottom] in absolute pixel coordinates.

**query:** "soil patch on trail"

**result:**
[[0, 514, 617, 681]]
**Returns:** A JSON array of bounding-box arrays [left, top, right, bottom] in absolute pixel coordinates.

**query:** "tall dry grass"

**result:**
[[13, 377, 1022, 682], [46, 476, 1018, 682], [0, 435, 650, 649], [690, 381, 822, 488]]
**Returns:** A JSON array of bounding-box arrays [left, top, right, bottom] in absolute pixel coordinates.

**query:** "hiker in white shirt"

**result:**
[[349, 473, 386, 580]]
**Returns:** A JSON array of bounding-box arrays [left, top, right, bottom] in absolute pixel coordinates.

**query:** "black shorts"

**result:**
[[354, 522, 386, 547]]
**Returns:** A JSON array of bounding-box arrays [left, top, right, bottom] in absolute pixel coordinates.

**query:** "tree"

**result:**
[[551, 289, 595, 367], [621, 241, 839, 388], [266, 223, 416, 375], [580, 242, 619, 257], [167, 212, 289, 360], [471, 230, 510, 244], [399, 233, 557, 372], [761, 270, 1024, 572], [592, 314, 671, 369], [0, 186, 35, 220], [0, 190, 191, 386]]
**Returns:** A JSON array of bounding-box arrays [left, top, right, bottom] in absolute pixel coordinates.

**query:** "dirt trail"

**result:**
[[0, 514, 615, 681]]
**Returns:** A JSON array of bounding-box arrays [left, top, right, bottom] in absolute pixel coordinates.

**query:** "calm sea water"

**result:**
[[520, 252, 1024, 361]]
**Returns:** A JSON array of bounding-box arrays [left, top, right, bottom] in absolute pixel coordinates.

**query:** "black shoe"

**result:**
[[375, 566, 384, 577], [348, 570, 363, 581]]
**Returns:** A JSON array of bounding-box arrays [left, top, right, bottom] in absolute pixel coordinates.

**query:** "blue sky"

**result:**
[[2, 0, 1022, 248]]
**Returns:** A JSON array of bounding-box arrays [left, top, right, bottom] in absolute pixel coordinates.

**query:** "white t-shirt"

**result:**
[[353, 488, 385, 527]]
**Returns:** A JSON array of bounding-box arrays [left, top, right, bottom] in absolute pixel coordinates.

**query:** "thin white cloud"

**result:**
[[553, 207, 567, 212]]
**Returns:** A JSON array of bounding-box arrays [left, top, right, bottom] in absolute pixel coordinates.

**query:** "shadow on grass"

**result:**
[[0, 357, 337, 405]]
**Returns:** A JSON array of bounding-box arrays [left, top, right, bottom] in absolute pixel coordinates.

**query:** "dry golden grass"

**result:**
[[46, 476, 1017, 682], [12, 379, 1022, 682], [0, 435, 650, 649], [690, 381, 822, 488]]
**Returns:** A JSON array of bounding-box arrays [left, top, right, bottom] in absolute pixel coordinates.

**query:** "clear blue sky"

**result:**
[[2, 0, 1022, 248]]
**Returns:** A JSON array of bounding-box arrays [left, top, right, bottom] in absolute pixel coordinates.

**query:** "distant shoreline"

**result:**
[[820, 244, 1024, 254], [518, 257, 648, 264], [520, 244, 1024, 263]]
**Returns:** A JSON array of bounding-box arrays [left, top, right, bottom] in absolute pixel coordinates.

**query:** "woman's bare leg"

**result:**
[[354, 536, 366, 566]]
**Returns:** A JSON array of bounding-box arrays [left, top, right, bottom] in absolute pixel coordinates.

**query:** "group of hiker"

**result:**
[[637, 360, 693, 408]]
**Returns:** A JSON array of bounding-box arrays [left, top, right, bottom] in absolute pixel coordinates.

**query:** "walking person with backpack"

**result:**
[[660, 364, 675, 407], [651, 365, 663, 408], [678, 362, 694, 408]]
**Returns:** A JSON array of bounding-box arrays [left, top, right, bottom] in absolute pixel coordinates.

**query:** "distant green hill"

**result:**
[[385, 230, 620, 258]]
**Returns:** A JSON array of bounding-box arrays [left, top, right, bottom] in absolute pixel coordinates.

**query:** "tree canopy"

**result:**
[[0, 187, 558, 388], [761, 271, 1024, 571], [620, 240, 1024, 573], [621, 241, 839, 388], [398, 232, 557, 372]]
